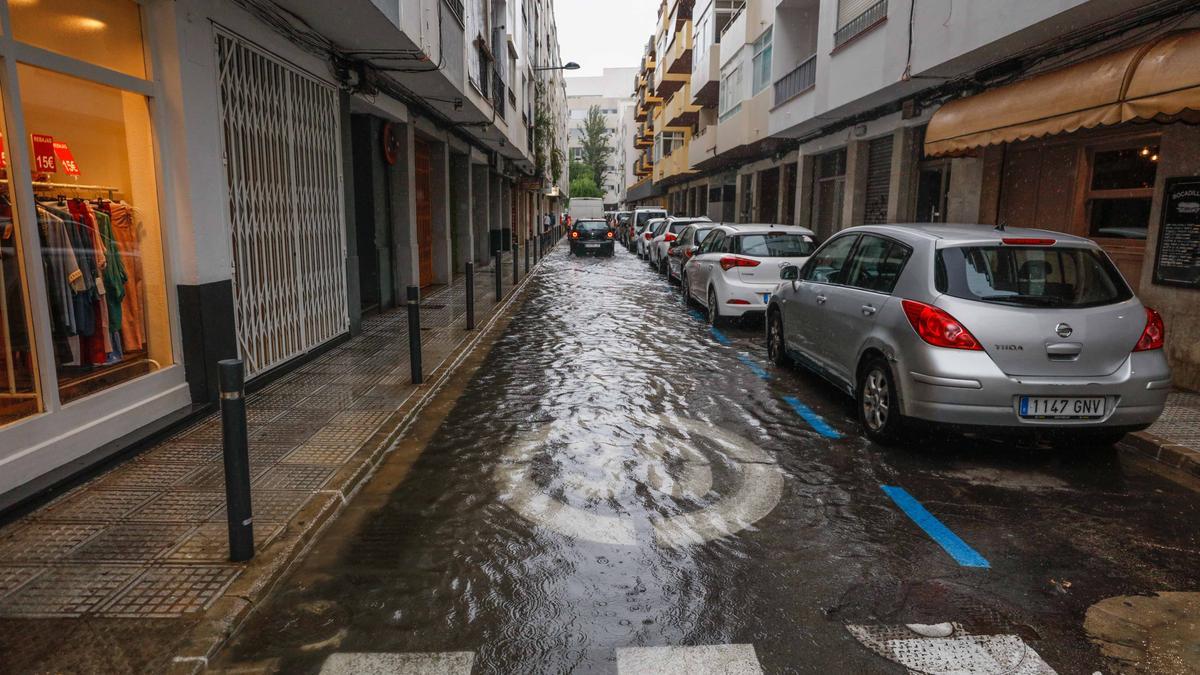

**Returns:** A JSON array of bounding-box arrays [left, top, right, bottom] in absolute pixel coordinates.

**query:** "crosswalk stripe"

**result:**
[[616, 644, 764, 675], [319, 652, 475, 675]]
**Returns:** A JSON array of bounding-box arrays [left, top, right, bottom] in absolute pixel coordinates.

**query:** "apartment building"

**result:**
[[0, 0, 570, 510], [565, 67, 639, 208]]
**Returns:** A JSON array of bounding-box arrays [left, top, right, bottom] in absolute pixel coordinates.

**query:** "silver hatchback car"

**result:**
[[766, 224, 1171, 445]]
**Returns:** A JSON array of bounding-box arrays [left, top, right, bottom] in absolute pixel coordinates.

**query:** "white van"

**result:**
[[568, 198, 605, 220]]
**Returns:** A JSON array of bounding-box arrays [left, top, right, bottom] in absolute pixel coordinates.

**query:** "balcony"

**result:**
[[655, 71, 689, 99], [834, 0, 887, 49], [773, 54, 816, 107], [664, 83, 701, 127], [654, 144, 692, 183], [691, 45, 720, 106], [688, 125, 716, 170], [662, 21, 694, 75], [642, 53, 657, 74]]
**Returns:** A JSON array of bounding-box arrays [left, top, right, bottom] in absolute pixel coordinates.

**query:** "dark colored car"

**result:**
[[569, 219, 615, 256]]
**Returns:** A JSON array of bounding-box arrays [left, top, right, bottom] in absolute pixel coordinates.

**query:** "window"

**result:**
[[657, 131, 684, 161], [751, 27, 773, 95], [812, 149, 846, 240], [719, 65, 742, 120], [835, 0, 888, 48], [0, 80, 38, 426], [733, 233, 816, 258], [844, 236, 911, 293], [936, 246, 1132, 308], [701, 230, 726, 254], [1085, 144, 1159, 240], [802, 234, 858, 283]]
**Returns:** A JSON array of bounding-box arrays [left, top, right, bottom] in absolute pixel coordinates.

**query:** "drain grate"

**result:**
[[847, 623, 1056, 674]]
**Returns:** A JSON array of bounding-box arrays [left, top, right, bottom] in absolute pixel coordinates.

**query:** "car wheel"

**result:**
[[707, 288, 724, 327], [681, 273, 693, 306], [659, 257, 668, 275], [858, 357, 904, 445], [767, 310, 790, 367]]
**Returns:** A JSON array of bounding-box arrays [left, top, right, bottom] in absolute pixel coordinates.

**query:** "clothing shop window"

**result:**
[[9, 0, 148, 79], [18, 63, 171, 404], [1085, 144, 1159, 240], [0, 81, 41, 427]]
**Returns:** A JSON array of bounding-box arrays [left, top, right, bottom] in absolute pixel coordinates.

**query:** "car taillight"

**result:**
[[644, 233, 652, 240], [1133, 307, 1165, 352], [606, 231, 614, 238], [1002, 238, 1056, 246], [571, 231, 579, 239], [719, 256, 760, 271], [901, 299, 982, 350], [664, 233, 676, 242], [684, 248, 694, 258]]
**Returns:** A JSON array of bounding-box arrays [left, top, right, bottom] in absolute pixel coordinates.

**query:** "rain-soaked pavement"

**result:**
[[216, 244, 1200, 674]]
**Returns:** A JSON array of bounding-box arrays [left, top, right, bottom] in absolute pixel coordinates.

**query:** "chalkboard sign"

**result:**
[[1153, 177, 1200, 288]]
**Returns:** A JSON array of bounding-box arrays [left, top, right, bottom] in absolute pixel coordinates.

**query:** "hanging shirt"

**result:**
[[106, 202, 146, 352], [35, 203, 84, 336]]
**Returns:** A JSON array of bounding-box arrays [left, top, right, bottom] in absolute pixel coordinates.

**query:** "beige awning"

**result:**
[[924, 29, 1200, 157]]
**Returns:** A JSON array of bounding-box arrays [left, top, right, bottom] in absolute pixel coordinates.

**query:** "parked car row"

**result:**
[[616, 213, 1171, 447]]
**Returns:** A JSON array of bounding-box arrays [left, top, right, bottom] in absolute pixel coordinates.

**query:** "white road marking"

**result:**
[[495, 416, 783, 548], [616, 644, 764, 674], [848, 623, 1057, 674], [319, 651, 475, 674]]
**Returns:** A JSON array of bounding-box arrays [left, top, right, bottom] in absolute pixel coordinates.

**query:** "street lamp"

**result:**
[[534, 61, 581, 72]]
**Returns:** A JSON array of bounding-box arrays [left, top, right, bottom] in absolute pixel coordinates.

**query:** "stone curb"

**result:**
[[167, 243, 560, 674], [1120, 430, 1200, 480]]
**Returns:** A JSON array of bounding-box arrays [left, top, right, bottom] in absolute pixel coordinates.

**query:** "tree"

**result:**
[[569, 174, 603, 198], [580, 105, 613, 189]]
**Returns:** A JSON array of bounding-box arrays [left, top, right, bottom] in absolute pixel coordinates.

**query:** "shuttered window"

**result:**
[[863, 136, 894, 225], [838, 0, 880, 27]]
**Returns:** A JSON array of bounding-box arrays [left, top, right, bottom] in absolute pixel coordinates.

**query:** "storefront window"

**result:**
[[0, 84, 42, 427], [18, 63, 171, 404], [9, 0, 147, 79], [1086, 144, 1159, 240]]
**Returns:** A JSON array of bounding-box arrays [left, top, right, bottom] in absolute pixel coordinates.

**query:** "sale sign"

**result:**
[[0, 134, 6, 170], [31, 134, 55, 173], [52, 141, 80, 176]]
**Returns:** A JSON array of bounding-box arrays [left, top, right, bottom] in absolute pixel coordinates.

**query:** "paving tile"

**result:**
[[142, 441, 221, 464], [0, 566, 141, 617], [175, 464, 267, 490], [281, 444, 361, 466], [0, 567, 42, 600], [248, 442, 304, 468], [98, 565, 240, 617], [98, 462, 203, 490], [252, 464, 336, 491], [33, 489, 158, 522], [68, 522, 194, 563], [210, 490, 314, 524], [0, 522, 106, 561], [306, 425, 377, 447], [127, 491, 224, 522], [164, 523, 285, 563]]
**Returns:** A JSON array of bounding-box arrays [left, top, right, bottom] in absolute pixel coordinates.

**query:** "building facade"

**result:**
[[565, 67, 638, 208], [0, 0, 569, 509], [619, 0, 1200, 391]]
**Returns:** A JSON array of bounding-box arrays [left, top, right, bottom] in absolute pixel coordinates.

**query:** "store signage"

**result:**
[[381, 122, 400, 165], [1152, 176, 1200, 289], [0, 134, 5, 170], [52, 142, 80, 176], [31, 134, 56, 173]]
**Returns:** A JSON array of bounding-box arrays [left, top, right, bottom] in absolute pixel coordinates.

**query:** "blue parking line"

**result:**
[[689, 309, 706, 322], [737, 354, 770, 380], [710, 327, 731, 345], [782, 395, 841, 439], [881, 485, 991, 569]]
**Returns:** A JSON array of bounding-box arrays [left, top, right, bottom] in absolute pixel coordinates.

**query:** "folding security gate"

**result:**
[[216, 30, 349, 377]]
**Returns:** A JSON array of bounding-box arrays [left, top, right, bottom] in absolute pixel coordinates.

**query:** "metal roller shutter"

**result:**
[[863, 136, 893, 225]]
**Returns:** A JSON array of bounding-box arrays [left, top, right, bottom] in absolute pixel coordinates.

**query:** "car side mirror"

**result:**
[[780, 265, 799, 281]]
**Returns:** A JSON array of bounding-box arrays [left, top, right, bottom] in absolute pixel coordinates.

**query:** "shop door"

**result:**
[[757, 167, 780, 223], [216, 31, 349, 378], [414, 138, 435, 288]]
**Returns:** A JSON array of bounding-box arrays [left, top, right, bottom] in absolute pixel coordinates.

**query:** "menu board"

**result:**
[[1153, 177, 1200, 288]]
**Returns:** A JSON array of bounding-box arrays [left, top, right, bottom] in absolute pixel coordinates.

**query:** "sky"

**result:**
[[554, 0, 659, 77]]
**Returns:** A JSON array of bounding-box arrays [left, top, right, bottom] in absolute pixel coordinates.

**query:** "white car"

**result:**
[[682, 224, 818, 325], [637, 217, 668, 259], [649, 217, 711, 274]]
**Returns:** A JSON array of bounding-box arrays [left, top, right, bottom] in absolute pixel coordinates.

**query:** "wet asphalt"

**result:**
[[216, 243, 1200, 674]]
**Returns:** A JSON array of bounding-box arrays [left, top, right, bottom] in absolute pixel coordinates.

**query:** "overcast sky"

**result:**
[[554, 0, 658, 76]]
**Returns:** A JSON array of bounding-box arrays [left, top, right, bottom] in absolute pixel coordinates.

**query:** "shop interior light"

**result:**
[[68, 16, 107, 32], [1141, 147, 1150, 156], [1151, 154, 1159, 162]]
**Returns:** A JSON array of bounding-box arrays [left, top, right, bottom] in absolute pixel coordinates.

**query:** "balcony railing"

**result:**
[[444, 0, 464, 26], [492, 66, 506, 118], [774, 54, 816, 106], [834, 0, 887, 49]]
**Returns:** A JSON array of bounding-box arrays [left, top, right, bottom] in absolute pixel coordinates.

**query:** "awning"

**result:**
[[925, 29, 1200, 157]]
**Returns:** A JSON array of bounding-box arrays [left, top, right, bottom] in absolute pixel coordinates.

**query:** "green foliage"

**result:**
[[581, 105, 614, 187], [569, 174, 603, 198]]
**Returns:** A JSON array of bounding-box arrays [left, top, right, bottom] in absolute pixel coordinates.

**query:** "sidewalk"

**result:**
[[1122, 390, 1200, 479], [0, 244, 550, 673]]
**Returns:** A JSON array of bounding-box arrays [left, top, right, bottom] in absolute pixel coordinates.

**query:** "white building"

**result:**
[[566, 67, 639, 207]]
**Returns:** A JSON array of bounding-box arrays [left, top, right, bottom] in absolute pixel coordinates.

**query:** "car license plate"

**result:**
[[761, 293, 770, 304], [585, 243, 599, 248], [1019, 396, 1105, 419]]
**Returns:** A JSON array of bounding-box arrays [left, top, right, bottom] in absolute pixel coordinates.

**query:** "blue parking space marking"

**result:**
[[710, 327, 731, 345], [782, 395, 841, 439], [737, 354, 770, 380], [689, 309, 706, 322], [880, 485, 991, 569]]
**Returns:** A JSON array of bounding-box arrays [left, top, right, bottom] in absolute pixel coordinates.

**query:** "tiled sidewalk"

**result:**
[[1125, 390, 1200, 479], [0, 248, 540, 649]]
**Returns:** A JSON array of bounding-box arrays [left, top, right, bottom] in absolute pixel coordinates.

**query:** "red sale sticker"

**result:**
[[0, 134, 6, 170], [31, 134, 55, 174], [52, 141, 80, 176]]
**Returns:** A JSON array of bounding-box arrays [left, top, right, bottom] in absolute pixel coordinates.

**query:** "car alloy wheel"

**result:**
[[707, 289, 721, 326], [861, 368, 889, 431], [767, 312, 789, 366], [659, 258, 668, 275], [680, 274, 691, 305]]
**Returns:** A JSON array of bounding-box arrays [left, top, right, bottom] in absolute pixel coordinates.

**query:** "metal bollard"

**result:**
[[524, 238, 530, 274], [218, 359, 254, 563], [513, 242, 519, 284], [494, 252, 502, 300], [407, 286, 422, 384], [465, 261, 475, 330]]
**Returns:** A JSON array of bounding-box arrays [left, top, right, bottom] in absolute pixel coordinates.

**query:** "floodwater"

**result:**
[[217, 243, 1200, 674]]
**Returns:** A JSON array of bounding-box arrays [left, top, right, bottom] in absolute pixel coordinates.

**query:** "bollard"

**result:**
[[524, 238, 530, 274], [513, 242, 519, 284], [494, 252, 502, 300], [218, 359, 254, 562], [465, 261, 476, 330], [407, 286, 422, 384]]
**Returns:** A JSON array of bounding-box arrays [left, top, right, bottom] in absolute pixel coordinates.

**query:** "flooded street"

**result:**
[[217, 246, 1200, 674]]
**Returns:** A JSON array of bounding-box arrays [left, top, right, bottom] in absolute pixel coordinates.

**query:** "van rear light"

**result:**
[[719, 256, 760, 271], [1002, 238, 1056, 246], [1133, 307, 1165, 351], [901, 299, 983, 351]]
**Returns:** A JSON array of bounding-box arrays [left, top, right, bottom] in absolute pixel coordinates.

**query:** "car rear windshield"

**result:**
[[617, 213, 631, 224], [637, 211, 666, 226], [575, 221, 608, 232], [936, 245, 1133, 308], [734, 233, 816, 257]]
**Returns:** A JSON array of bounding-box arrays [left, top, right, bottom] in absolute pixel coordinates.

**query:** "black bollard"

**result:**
[[218, 359, 254, 562], [524, 238, 530, 274], [494, 252, 502, 300], [465, 261, 475, 330], [512, 242, 519, 284], [407, 286, 422, 384]]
